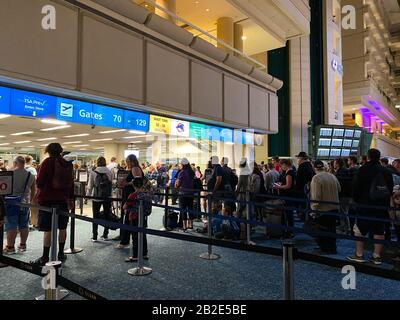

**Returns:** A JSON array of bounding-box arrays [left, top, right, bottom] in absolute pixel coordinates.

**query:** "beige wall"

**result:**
[[0, 0, 278, 134]]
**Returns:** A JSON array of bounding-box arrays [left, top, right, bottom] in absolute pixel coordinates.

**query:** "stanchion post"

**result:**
[[199, 193, 220, 260], [164, 187, 169, 228], [50, 207, 58, 262], [36, 261, 68, 300], [64, 200, 83, 255], [128, 200, 152, 276], [0, 219, 7, 268], [283, 239, 295, 300]]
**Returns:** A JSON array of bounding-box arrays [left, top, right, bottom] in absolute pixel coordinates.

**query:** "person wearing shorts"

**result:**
[[3, 156, 35, 255], [32, 143, 74, 266]]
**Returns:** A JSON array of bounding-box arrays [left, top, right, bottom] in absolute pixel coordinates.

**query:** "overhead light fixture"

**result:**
[[89, 138, 113, 142], [37, 137, 57, 141], [11, 131, 34, 136], [0, 114, 11, 120], [64, 133, 90, 138], [0, 143, 10, 146], [129, 130, 147, 135], [41, 125, 71, 131], [99, 129, 126, 134], [63, 141, 82, 145], [122, 136, 141, 139], [41, 119, 68, 125], [205, 8, 210, 12], [0, 136, 5, 138], [15, 140, 31, 144], [396, 105, 400, 109], [72, 144, 90, 148], [225, 142, 235, 145], [241, 36, 247, 41]]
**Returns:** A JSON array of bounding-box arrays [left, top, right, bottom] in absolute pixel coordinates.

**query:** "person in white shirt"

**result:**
[[107, 157, 118, 171], [87, 157, 113, 242], [25, 156, 38, 229]]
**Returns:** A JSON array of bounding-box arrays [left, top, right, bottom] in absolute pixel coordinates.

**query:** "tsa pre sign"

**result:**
[[0, 172, 13, 196]]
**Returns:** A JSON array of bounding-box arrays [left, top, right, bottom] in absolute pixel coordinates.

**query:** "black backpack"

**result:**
[[93, 172, 112, 199], [369, 170, 391, 202]]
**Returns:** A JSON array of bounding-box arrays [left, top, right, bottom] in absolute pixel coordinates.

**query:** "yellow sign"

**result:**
[[149, 115, 171, 134]]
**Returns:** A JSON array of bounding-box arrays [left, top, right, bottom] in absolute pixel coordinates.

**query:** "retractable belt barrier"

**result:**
[[2, 190, 400, 301]]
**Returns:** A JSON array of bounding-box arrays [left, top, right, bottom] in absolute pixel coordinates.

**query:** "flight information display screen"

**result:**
[[333, 129, 344, 137], [345, 129, 354, 138], [319, 139, 331, 147], [331, 139, 343, 147], [320, 128, 333, 137]]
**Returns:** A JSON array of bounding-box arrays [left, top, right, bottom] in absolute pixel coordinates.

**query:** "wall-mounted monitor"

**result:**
[[331, 139, 343, 147], [319, 138, 331, 147], [343, 139, 352, 147], [330, 149, 341, 157], [354, 130, 362, 138], [345, 129, 354, 138], [320, 128, 333, 137], [333, 129, 344, 137], [350, 149, 358, 156], [341, 149, 350, 157], [352, 140, 359, 148], [317, 149, 330, 157]]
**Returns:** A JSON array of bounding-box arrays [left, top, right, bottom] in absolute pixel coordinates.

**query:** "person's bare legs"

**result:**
[[43, 231, 51, 247], [373, 235, 384, 256], [6, 229, 17, 248], [19, 228, 29, 246], [355, 240, 364, 257]]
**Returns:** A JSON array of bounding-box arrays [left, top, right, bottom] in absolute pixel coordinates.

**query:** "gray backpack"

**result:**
[[93, 172, 112, 199]]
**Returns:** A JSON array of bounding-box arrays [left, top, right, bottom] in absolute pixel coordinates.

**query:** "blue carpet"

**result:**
[[1, 207, 400, 300]]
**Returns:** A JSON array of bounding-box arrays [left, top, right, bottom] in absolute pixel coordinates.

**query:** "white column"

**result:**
[[290, 36, 311, 157]]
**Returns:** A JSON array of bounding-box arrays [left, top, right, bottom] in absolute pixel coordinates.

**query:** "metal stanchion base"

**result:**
[[127, 266, 152, 276], [247, 241, 256, 246], [64, 247, 83, 254], [0, 262, 8, 268], [35, 289, 69, 300], [159, 227, 167, 231], [199, 252, 220, 260]]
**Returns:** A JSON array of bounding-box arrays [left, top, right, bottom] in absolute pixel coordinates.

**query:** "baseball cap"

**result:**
[[239, 157, 247, 166], [210, 156, 219, 165], [295, 152, 309, 158], [313, 160, 325, 169], [181, 157, 189, 165]]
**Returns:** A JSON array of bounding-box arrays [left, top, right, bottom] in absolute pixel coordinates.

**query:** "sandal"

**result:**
[[18, 244, 27, 252]]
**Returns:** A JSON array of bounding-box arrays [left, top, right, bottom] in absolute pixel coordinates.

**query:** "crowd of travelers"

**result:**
[[1, 144, 400, 267]]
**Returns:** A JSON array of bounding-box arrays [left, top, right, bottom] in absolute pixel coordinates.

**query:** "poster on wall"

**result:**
[[149, 115, 171, 134], [170, 119, 190, 137]]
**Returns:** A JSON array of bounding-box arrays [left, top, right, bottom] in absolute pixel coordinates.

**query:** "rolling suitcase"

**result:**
[[263, 199, 285, 239]]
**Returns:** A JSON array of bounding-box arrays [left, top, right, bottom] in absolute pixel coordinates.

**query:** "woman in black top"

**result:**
[[274, 159, 296, 236]]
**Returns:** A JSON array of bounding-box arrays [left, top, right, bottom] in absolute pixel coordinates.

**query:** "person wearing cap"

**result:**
[[294, 152, 315, 197], [309, 160, 341, 255], [209, 156, 224, 194], [175, 158, 195, 231]]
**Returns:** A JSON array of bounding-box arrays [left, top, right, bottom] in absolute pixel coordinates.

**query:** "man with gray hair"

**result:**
[[3, 156, 35, 254]]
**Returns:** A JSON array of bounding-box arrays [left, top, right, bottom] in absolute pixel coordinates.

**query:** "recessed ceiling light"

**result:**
[[241, 36, 247, 40], [63, 141, 82, 145], [15, 140, 31, 144], [37, 137, 57, 141], [72, 144, 90, 148], [40, 125, 71, 131], [0, 114, 11, 120], [0, 143, 10, 146], [129, 130, 147, 135], [41, 119, 68, 125], [0, 136, 5, 138], [89, 138, 113, 142], [64, 134, 90, 138], [99, 129, 126, 134], [123, 136, 141, 139], [205, 8, 210, 12], [11, 131, 34, 136]]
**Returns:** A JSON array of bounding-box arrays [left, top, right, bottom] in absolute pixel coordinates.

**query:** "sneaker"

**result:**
[[114, 244, 130, 249], [17, 244, 27, 253], [31, 256, 49, 266], [369, 256, 382, 265], [91, 238, 98, 243], [58, 253, 67, 263], [100, 235, 109, 241], [346, 254, 366, 263], [392, 256, 400, 263], [3, 246, 16, 255]]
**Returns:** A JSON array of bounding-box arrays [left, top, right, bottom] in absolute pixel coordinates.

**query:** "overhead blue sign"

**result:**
[[56, 97, 93, 125], [11, 89, 56, 118], [93, 104, 125, 129], [0, 87, 11, 114], [124, 110, 149, 132]]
